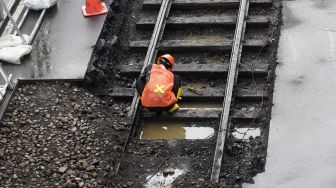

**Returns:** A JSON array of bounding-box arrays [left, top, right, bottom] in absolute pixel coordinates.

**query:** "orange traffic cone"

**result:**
[[82, 0, 108, 17]]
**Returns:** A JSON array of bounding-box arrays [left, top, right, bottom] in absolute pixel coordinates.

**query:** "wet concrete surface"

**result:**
[[244, 1, 336, 187], [2, 0, 108, 80]]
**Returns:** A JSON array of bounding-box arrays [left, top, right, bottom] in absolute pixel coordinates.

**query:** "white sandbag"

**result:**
[[0, 45, 32, 64], [24, 0, 58, 10], [0, 35, 30, 49]]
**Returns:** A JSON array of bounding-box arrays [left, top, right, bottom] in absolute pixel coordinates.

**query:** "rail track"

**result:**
[[110, 0, 279, 186]]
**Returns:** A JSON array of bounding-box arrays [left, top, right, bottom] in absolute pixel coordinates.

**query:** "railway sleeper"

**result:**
[[141, 108, 260, 120], [142, 0, 273, 10], [119, 63, 269, 76], [136, 15, 270, 29], [129, 39, 268, 51], [111, 87, 268, 100]]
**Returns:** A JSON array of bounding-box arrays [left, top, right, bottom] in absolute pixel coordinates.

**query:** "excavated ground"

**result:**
[[0, 0, 282, 187]]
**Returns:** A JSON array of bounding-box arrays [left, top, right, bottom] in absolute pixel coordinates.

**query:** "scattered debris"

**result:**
[[0, 35, 31, 64], [232, 128, 261, 140], [186, 87, 203, 95], [144, 169, 184, 188]]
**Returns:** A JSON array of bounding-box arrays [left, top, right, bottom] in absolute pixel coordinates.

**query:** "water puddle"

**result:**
[[140, 122, 214, 139], [232, 128, 260, 140], [144, 169, 184, 188]]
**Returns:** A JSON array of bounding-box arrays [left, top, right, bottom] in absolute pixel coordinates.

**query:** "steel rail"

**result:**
[[210, 0, 250, 183], [115, 0, 172, 174], [128, 0, 172, 119]]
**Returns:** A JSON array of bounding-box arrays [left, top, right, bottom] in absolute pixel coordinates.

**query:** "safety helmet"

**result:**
[[157, 54, 175, 70]]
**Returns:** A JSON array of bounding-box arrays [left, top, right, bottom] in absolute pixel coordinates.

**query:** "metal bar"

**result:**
[[0, 0, 26, 44], [0, 64, 13, 104], [115, 0, 172, 175], [0, 65, 12, 89], [0, 0, 18, 36], [14, 8, 46, 44], [0, 0, 17, 22], [13, 8, 29, 36], [28, 9, 46, 44], [0, 1, 3, 21], [210, 0, 250, 183]]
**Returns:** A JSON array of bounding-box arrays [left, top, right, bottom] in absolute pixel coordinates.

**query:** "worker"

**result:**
[[136, 54, 182, 113]]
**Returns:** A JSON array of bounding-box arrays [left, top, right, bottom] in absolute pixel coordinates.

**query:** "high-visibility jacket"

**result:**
[[141, 64, 177, 107]]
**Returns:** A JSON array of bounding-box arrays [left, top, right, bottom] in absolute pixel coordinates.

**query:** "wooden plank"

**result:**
[[137, 16, 269, 28], [211, 0, 250, 183], [142, 0, 272, 9], [119, 63, 269, 75], [129, 39, 267, 51], [111, 86, 268, 99], [141, 108, 259, 120]]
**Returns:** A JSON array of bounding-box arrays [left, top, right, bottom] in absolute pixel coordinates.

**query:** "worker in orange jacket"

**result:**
[[136, 54, 182, 113]]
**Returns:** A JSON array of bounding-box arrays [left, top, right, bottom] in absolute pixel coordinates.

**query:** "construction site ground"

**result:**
[[0, 0, 282, 187]]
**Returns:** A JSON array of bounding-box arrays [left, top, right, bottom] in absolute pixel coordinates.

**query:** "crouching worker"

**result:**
[[136, 54, 182, 113]]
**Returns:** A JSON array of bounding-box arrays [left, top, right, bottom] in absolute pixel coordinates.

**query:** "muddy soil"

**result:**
[[0, 0, 282, 187], [90, 0, 282, 186]]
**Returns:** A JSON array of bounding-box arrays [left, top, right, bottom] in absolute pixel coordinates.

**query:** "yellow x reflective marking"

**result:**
[[154, 84, 165, 94]]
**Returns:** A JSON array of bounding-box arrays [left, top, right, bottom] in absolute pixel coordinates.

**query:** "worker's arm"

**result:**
[[140, 64, 152, 82], [136, 79, 145, 97]]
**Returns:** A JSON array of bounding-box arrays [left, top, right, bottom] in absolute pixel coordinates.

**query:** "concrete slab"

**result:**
[[2, 0, 108, 80], [0, 0, 109, 119], [244, 1, 336, 187]]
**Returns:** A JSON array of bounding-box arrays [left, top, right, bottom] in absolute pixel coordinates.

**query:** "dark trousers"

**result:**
[[136, 74, 181, 111]]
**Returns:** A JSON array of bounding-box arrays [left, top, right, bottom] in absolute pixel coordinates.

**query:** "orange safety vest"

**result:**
[[141, 64, 177, 107]]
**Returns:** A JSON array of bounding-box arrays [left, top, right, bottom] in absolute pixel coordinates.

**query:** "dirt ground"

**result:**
[[0, 0, 282, 187], [0, 82, 130, 187]]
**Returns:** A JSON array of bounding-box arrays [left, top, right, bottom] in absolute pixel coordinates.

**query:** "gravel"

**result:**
[[0, 82, 130, 187]]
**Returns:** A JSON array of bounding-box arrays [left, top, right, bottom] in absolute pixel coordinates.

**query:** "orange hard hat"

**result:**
[[157, 54, 175, 70]]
